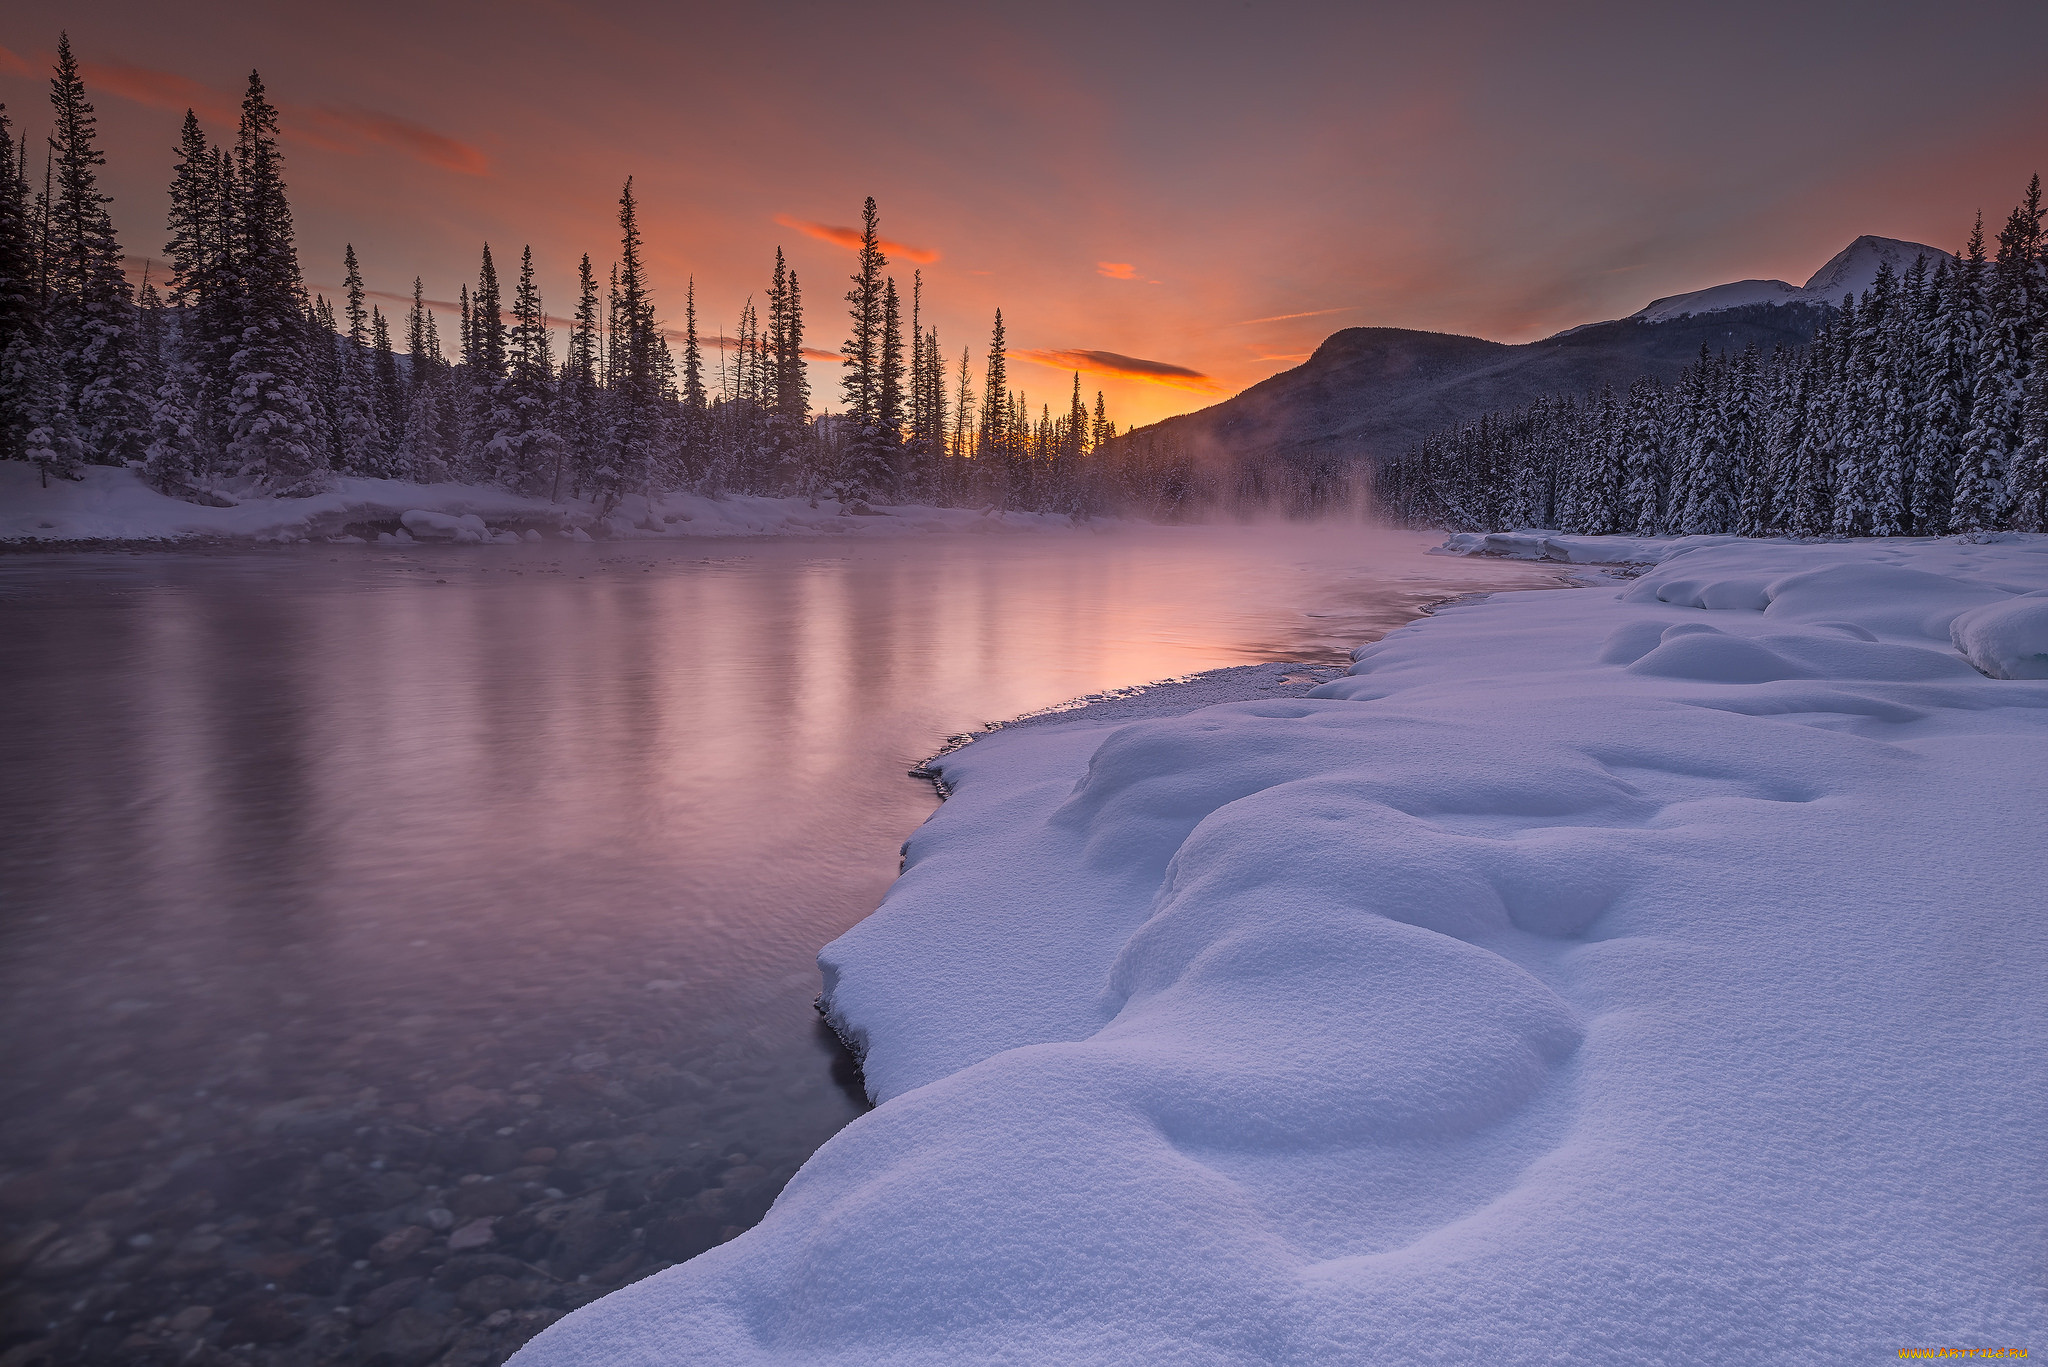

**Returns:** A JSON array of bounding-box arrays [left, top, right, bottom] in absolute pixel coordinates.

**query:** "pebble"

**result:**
[[368, 1223, 432, 1266], [167, 1305, 213, 1334], [448, 1217, 497, 1251], [28, 1226, 115, 1279]]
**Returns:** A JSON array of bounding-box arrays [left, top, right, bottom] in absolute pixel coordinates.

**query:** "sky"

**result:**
[[4, 0, 2046, 428]]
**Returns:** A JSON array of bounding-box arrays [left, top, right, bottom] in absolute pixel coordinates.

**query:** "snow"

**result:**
[[1623, 235, 1951, 323], [1801, 234, 1951, 303], [514, 533, 2048, 1366], [1952, 590, 2048, 679], [1435, 528, 1743, 563], [0, 463, 1092, 545], [1628, 277, 1810, 324]]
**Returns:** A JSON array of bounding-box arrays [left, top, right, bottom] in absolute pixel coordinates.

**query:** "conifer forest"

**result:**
[[0, 40, 1167, 519], [1374, 183, 2048, 538]]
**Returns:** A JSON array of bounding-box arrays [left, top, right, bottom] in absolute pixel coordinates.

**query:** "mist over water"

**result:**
[[0, 525, 1555, 1359]]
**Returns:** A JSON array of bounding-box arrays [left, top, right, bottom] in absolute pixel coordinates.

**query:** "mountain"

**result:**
[[1631, 235, 1952, 323], [1126, 235, 1951, 469]]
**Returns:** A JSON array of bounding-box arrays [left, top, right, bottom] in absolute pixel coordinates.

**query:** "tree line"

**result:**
[[1375, 183, 2048, 538], [0, 37, 1157, 515]]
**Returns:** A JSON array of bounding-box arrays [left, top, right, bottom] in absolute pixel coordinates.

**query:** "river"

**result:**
[[0, 525, 1555, 1365]]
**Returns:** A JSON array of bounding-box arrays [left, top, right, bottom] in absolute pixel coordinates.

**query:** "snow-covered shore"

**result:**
[[517, 533, 2048, 1366], [0, 463, 1089, 546]]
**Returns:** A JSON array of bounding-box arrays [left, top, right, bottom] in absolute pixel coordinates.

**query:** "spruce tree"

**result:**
[[551, 254, 602, 500], [370, 306, 402, 464], [679, 274, 707, 469], [330, 244, 382, 472], [1859, 264, 1914, 536], [44, 35, 151, 467], [600, 178, 662, 507], [2009, 327, 2048, 532], [769, 255, 810, 492], [1955, 210, 2025, 531], [978, 310, 1010, 507], [1913, 254, 1971, 534], [498, 244, 559, 492], [877, 274, 906, 491], [838, 196, 889, 498], [0, 104, 39, 465], [222, 70, 322, 492]]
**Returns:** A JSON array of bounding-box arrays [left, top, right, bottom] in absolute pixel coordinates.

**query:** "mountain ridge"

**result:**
[[1125, 234, 1951, 469]]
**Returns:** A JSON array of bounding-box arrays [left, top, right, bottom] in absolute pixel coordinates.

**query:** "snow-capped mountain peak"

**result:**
[[1626, 234, 1951, 324], [1800, 234, 1952, 304]]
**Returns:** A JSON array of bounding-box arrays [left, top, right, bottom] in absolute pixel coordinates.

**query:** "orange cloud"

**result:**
[[1096, 261, 1138, 279], [81, 58, 236, 121], [0, 44, 37, 78], [1017, 348, 1222, 393], [73, 55, 489, 176], [773, 214, 939, 264], [298, 106, 490, 176]]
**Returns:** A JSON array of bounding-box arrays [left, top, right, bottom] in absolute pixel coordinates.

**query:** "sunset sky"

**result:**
[[4, 0, 2046, 428]]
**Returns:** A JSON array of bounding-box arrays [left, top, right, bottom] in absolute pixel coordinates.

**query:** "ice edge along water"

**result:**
[[516, 532, 2048, 1367], [0, 463, 1095, 545]]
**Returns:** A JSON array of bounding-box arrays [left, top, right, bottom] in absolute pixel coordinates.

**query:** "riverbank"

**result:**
[[517, 532, 2048, 1365], [0, 463, 1093, 548]]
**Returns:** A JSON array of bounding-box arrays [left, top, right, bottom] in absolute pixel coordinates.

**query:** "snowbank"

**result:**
[[1433, 527, 1745, 564], [0, 463, 1091, 545], [517, 535, 2048, 1366]]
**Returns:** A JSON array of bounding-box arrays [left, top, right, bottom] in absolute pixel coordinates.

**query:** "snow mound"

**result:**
[[1951, 591, 2048, 679], [515, 534, 2048, 1367], [399, 509, 490, 542]]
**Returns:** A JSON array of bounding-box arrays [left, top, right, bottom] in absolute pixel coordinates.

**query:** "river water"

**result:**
[[0, 525, 1555, 1366]]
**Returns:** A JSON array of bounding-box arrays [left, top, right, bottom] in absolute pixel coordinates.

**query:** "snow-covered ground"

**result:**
[[510, 531, 2048, 1366], [0, 463, 1088, 545]]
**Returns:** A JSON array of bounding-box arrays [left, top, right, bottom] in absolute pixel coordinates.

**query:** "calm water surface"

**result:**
[[0, 526, 1555, 1364]]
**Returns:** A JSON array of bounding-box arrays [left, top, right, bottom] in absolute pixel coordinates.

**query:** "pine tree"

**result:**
[[159, 110, 233, 480], [490, 244, 558, 492], [978, 310, 1010, 506], [1955, 209, 2025, 532], [222, 70, 322, 492], [600, 177, 662, 506], [877, 275, 905, 488], [370, 307, 402, 465], [43, 35, 151, 468], [1786, 330, 1836, 536], [838, 196, 889, 499], [676, 275, 707, 483], [330, 244, 382, 473], [551, 253, 603, 500], [2009, 327, 2048, 532], [773, 255, 810, 492], [404, 278, 431, 388], [0, 104, 40, 465]]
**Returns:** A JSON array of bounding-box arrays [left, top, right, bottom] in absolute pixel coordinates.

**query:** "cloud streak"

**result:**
[[71, 55, 490, 176], [1096, 261, 1137, 279], [1233, 306, 1358, 326], [1017, 348, 1222, 393], [773, 214, 939, 264]]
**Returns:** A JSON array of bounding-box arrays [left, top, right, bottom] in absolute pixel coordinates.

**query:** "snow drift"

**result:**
[[515, 534, 2048, 1366]]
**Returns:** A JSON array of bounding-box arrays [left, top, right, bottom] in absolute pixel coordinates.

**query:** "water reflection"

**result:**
[[0, 527, 1555, 1365]]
